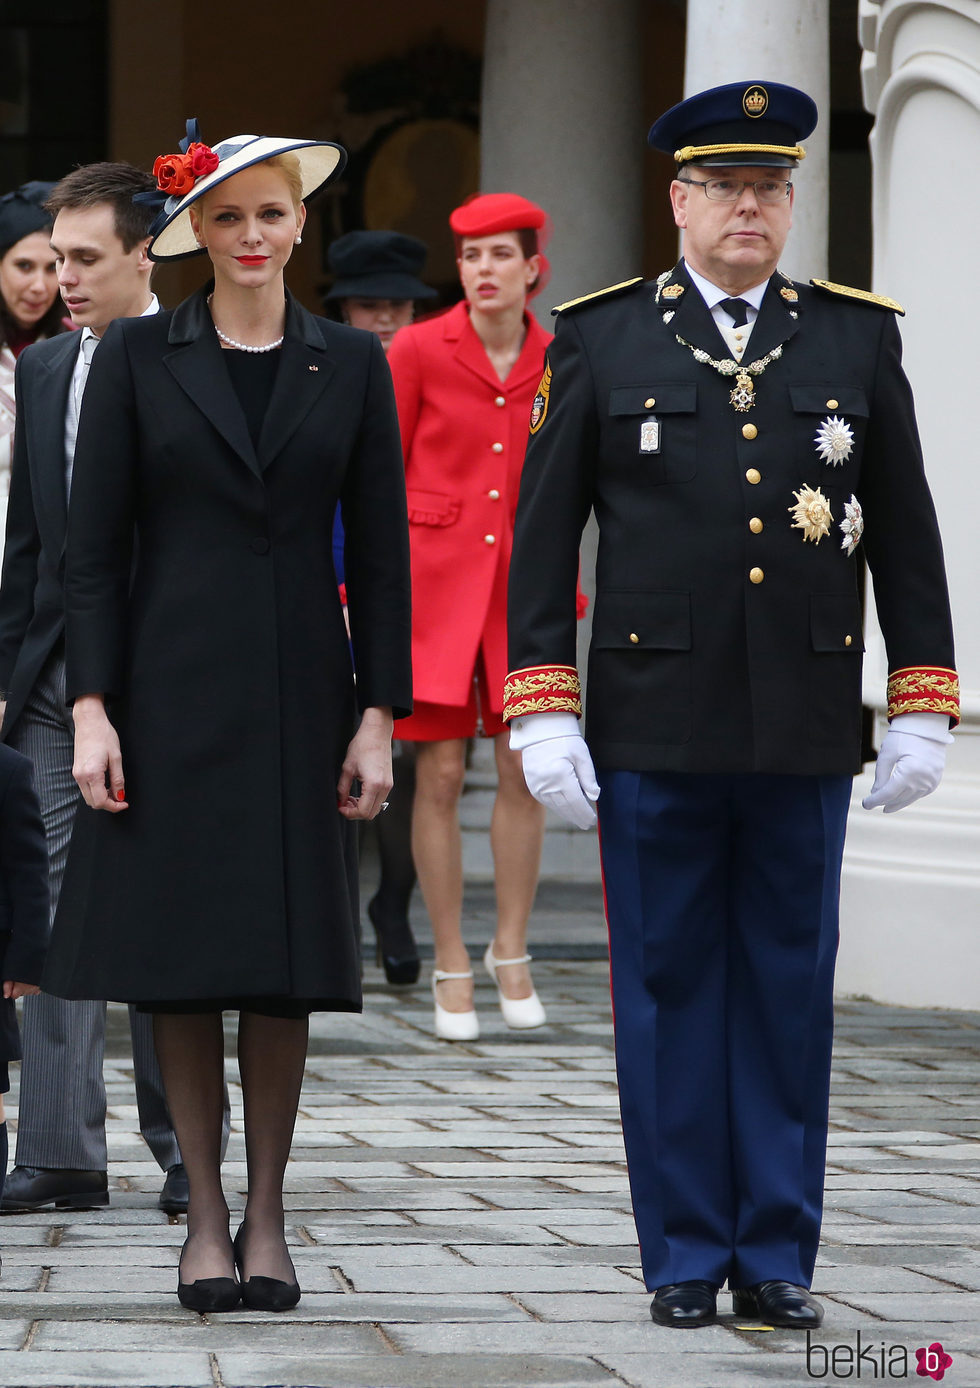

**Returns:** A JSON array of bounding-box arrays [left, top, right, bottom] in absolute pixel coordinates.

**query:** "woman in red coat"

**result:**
[[387, 195, 551, 1041]]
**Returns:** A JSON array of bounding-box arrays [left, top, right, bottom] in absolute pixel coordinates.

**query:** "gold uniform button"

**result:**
[[742, 423, 758, 440], [494, 395, 506, 407], [749, 517, 763, 534], [826, 398, 839, 410], [488, 488, 500, 500], [749, 567, 764, 584], [746, 468, 761, 485], [845, 634, 853, 647], [491, 442, 504, 453], [644, 397, 655, 409], [484, 534, 496, 545], [629, 632, 639, 644]]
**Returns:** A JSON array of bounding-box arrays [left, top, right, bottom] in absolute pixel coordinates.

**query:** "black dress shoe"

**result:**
[[158, 1163, 189, 1215], [0, 1165, 108, 1212], [177, 1275, 241, 1313], [368, 896, 421, 986], [732, 1280, 824, 1328], [233, 1227, 301, 1312], [650, 1280, 718, 1327]]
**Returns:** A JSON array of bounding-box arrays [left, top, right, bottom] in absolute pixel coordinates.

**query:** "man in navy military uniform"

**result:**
[[505, 81, 958, 1330]]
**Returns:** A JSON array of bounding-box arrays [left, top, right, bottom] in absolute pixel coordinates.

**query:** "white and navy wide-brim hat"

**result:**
[[146, 126, 347, 262]]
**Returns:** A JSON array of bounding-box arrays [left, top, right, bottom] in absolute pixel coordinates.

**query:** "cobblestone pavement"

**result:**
[[0, 882, 978, 1387]]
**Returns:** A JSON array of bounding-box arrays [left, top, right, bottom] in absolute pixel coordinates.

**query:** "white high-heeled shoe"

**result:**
[[483, 944, 547, 1029], [432, 969, 479, 1041]]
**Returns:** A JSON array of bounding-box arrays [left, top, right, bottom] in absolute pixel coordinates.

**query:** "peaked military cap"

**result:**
[[648, 80, 818, 168]]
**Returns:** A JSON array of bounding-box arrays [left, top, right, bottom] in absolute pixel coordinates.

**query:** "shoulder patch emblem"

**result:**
[[552, 277, 644, 317], [809, 279, 904, 315], [529, 360, 552, 434]]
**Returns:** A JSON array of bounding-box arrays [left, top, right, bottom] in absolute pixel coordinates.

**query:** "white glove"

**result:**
[[862, 711, 952, 814], [510, 711, 600, 830]]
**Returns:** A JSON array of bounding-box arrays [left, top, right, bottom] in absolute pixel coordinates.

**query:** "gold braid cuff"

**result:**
[[674, 142, 806, 164], [503, 665, 582, 722], [887, 667, 960, 725]]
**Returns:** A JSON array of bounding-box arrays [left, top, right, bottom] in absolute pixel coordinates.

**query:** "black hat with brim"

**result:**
[[324, 230, 437, 301]]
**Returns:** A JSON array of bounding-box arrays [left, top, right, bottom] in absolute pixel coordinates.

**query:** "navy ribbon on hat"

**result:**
[[132, 118, 207, 218]]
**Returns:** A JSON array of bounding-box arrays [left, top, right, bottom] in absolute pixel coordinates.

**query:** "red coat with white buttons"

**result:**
[[386, 300, 552, 710]]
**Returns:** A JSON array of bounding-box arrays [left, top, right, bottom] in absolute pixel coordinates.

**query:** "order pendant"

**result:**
[[729, 371, 755, 412]]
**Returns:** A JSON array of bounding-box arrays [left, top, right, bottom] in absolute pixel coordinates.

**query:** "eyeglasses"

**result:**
[[677, 176, 792, 205]]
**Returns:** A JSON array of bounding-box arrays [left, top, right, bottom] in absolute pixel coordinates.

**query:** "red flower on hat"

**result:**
[[186, 142, 219, 178], [153, 142, 219, 197]]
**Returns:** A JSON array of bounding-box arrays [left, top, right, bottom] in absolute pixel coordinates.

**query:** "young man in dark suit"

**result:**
[[506, 82, 957, 1330], [0, 164, 198, 1213]]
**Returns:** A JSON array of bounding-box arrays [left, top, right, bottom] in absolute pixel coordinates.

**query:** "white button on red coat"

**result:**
[[484, 534, 496, 545]]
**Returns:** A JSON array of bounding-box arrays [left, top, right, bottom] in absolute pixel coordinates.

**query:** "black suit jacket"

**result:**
[[507, 263, 956, 775], [0, 742, 49, 1061], [0, 331, 81, 737]]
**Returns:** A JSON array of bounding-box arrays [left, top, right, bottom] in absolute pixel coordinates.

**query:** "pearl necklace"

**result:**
[[207, 294, 284, 353]]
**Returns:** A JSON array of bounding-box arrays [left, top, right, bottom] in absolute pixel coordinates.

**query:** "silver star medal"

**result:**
[[814, 414, 855, 466], [840, 494, 864, 556]]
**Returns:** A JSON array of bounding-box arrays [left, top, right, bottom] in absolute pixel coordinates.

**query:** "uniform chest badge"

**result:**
[[529, 360, 552, 435], [789, 484, 833, 544], [814, 414, 854, 466], [840, 495, 864, 556]]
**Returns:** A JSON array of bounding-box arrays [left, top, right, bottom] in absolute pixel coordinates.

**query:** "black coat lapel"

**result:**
[[164, 291, 260, 478], [660, 264, 730, 358], [256, 296, 335, 473], [34, 333, 80, 543], [743, 273, 802, 361]]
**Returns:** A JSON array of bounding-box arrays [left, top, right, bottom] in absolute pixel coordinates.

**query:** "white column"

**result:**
[[480, 0, 643, 312], [683, 0, 830, 280], [839, 1, 980, 1009]]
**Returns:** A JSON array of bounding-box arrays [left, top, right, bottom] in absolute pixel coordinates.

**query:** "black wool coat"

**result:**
[[43, 289, 412, 1006], [508, 263, 955, 774]]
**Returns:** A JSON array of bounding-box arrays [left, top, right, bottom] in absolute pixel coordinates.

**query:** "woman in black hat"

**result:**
[[325, 230, 437, 986], [0, 182, 65, 548], [43, 126, 412, 1313]]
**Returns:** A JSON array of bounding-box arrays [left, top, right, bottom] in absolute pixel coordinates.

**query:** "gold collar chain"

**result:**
[[673, 334, 785, 412]]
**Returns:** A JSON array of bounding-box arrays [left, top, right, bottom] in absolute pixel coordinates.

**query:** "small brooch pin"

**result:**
[[662, 283, 685, 300], [840, 494, 864, 556], [789, 484, 833, 544], [814, 414, 854, 466], [308, 364, 319, 372]]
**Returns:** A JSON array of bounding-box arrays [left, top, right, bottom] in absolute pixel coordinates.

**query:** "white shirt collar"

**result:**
[[79, 293, 160, 352], [684, 263, 770, 313]]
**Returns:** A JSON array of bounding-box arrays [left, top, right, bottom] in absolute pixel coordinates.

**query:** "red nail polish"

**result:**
[[116, 789, 126, 802]]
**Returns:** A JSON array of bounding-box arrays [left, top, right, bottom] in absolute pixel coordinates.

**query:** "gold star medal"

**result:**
[[814, 415, 855, 466], [789, 484, 833, 544]]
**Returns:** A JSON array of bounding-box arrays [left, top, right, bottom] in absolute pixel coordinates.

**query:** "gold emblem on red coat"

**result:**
[[743, 85, 768, 118], [529, 360, 552, 434]]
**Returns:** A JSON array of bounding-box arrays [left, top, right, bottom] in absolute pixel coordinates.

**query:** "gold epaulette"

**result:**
[[810, 279, 905, 315], [552, 278, 645, 317]]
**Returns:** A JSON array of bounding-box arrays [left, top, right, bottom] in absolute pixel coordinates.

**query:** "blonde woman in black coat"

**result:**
[[43, 126, 412, 1313]]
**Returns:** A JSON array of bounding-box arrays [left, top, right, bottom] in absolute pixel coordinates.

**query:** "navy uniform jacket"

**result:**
[[505, 263, 958, 775]]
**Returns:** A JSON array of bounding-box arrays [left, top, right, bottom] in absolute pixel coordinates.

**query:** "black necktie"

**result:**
[[719, 297, 751, 328]]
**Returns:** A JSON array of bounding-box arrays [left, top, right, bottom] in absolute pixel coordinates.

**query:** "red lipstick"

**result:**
[[236, 255, 269, 265]]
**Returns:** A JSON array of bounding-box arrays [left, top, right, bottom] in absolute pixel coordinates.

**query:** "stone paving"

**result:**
[[0, 881, 978, 1387]]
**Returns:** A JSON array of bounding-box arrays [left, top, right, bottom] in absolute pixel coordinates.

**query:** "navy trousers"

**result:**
[[597, 770, 851, 1292]]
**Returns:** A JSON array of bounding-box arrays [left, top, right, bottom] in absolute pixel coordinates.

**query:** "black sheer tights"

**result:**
[[153, 1010, 308, 1285]]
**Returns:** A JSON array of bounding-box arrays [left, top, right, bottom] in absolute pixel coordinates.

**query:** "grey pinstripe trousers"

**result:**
[[8, 648, 180, 1171]]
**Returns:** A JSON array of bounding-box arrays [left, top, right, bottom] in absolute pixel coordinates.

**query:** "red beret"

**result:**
[[449, 193, 547, 238]]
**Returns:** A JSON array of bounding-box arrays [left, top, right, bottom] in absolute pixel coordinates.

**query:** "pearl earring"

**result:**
[[294, 235, 302, 245]]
